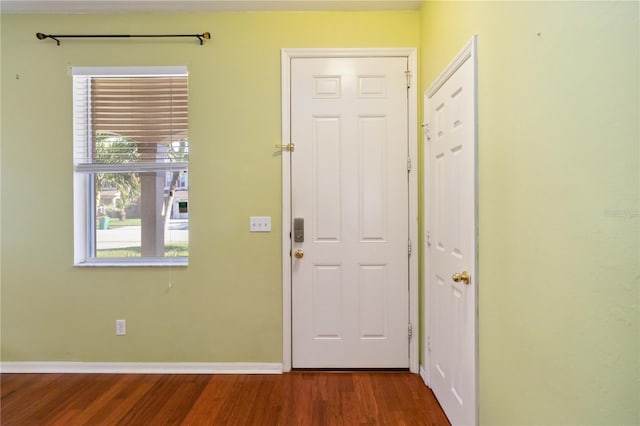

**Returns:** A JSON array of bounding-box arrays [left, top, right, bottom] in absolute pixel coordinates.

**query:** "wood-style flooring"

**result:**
[[1, 372, 450, 425]]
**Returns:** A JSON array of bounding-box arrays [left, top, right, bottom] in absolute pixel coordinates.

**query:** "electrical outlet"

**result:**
[[115, 319, 126, 336]]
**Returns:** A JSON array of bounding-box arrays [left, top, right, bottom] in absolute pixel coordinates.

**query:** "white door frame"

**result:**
[[281, 48, 419, 373], [423, 35, 478, 423]]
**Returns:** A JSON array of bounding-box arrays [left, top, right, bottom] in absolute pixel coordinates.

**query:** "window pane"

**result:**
[[94, 171, 188, 258]]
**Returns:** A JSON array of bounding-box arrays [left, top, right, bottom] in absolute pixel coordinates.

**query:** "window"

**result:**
[[73, 67, 189, 266]]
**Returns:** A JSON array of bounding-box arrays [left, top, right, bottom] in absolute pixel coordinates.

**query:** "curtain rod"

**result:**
[[36, 32, 211, 46]]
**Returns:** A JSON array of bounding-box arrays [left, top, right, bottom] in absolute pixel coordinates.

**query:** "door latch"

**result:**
[[275, 143, 295, 152]]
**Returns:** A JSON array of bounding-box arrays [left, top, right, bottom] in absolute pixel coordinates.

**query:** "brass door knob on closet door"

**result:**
[[452, 271, 471, 285], [294, 249, 304, 259]]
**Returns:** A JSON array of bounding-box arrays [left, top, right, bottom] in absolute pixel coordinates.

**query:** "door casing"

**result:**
[[281, 48, 419, 373]]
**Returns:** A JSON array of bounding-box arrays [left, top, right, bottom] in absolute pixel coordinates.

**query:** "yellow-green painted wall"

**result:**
[[0, 11, 420, 362], [421, 1, 639, 424]]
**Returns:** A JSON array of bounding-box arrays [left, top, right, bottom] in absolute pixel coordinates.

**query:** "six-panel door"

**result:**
[[291, 57, 410, 368]]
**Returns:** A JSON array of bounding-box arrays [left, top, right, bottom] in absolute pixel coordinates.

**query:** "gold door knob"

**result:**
[[294, 249, 304, 259], [452, 271, 471, 285]]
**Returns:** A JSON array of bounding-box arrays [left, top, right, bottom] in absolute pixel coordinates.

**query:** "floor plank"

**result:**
[[1, 372, 450, 425]]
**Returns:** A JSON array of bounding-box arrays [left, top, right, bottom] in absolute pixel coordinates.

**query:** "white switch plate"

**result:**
[[250, 216, 271, 232]]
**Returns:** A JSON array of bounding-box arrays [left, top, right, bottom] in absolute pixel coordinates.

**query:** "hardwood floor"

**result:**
[[1, 372, 450, 425]]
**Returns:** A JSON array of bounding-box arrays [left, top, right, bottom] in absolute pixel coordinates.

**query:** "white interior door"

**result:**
[[425, 37, 478, 425], [290, 56, 409, 368]]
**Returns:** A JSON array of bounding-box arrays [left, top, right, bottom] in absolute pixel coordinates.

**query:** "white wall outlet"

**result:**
[[115, 319, 126, 336], [249, 216, 271, 232]]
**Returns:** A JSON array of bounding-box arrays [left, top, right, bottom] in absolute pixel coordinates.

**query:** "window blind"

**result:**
[[74, 72, 188, 173]]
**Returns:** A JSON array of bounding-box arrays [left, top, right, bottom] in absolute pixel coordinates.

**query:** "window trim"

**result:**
[[71, 66, 188, 77], [72, 66, 189, 267], [74, 258, 188, 268]]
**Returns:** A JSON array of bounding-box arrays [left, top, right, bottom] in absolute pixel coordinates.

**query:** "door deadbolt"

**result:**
[[293, 217, 304, 242]]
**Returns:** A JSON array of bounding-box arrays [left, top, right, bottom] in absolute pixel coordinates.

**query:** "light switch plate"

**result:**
[[250, 216, 271, 232]]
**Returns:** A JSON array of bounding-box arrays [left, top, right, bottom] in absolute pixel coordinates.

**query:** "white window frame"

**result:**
[[72, 66, 189, 267]]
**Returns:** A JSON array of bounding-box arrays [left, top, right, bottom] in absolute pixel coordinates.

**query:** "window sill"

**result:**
[[74, 258, 188, 267]]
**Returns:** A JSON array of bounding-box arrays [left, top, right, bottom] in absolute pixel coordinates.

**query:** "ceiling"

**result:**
[[1, 0, 424, 14]]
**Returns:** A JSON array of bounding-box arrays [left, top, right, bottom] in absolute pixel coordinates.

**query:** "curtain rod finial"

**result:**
[[36, 32, 60, 45]]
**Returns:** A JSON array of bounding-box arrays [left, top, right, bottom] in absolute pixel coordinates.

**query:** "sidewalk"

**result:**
[[96, 219, 188, 250]]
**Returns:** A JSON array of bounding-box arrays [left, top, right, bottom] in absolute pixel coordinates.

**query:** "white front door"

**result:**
[[290, 56, 410, 368], [425, 37, 478, 425]]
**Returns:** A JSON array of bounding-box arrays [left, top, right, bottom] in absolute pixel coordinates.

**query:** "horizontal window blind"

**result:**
[[74, 73, 188, 173]]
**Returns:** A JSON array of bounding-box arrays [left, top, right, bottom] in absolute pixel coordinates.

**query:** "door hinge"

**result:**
[[423, 123, 431, 142], [427, 335, 431, 352], [408, 324, 413, 341], [407, 157, 412, 173], [426, 230, 431, 248], [404, 70, 412, 88], [408, 240, 413, 256]]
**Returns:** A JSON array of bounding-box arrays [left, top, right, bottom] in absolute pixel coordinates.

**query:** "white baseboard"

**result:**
[[420, 364, 429, 387], [0, 362, 283, 374]]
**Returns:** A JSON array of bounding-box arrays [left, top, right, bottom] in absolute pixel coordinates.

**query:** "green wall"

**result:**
[[420, 1, 639, 425], [0, 11, 420, 362]]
